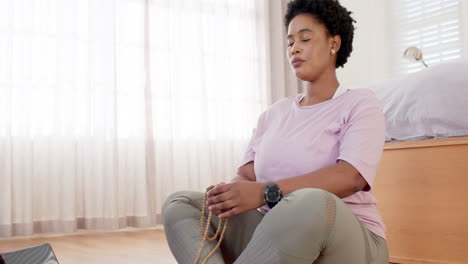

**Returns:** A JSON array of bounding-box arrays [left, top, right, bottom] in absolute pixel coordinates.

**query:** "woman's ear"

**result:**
[[331, 35, 342, 53]]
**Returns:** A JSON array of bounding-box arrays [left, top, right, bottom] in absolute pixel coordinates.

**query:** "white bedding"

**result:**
[[371, 61, 468, 142]]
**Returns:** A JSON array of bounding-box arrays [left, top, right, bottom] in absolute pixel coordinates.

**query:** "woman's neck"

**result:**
[[300, 72, 340, 106]]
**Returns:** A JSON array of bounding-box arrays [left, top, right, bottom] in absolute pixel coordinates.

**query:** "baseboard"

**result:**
[[390, 256, 466, 264]]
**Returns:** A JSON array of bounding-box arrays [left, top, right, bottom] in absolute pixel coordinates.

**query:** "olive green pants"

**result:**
[[162, 188, 389, 264]]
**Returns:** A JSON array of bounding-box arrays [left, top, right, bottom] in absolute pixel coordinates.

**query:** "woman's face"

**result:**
[[286, 13, 337, 82]]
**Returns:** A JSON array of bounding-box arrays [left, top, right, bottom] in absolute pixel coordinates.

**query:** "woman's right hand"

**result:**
[[210, 182, 226, 216]]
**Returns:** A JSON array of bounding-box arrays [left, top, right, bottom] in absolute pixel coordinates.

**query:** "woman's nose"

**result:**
[[291, 44, 301, 55]]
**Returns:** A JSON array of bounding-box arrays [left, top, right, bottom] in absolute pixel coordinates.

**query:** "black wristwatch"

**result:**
[[264, 182, 283, 209]]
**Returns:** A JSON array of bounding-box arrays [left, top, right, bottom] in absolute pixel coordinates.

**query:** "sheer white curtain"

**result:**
[[0, 0, 272, 238]]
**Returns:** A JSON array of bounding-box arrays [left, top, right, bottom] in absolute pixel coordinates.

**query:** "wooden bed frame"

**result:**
[[374, 137, 468, 264]]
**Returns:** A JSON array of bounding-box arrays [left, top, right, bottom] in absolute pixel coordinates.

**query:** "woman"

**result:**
[[162, 0, 389, 263]]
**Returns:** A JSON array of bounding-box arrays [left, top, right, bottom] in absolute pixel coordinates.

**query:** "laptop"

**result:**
[[0, 244, 59, 264]]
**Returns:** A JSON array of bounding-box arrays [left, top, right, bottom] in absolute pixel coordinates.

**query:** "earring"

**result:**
[[331, 49, 336, 55]]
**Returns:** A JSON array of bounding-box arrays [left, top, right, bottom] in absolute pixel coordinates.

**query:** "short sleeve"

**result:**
[[238, 112, 267, 168], [337, 92, 386, 191]]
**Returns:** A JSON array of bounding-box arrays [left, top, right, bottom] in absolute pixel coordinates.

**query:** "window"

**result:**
[[390, 0, 464, 75]]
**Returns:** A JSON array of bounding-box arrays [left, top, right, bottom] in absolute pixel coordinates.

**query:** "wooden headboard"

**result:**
[[374, 137, 468, 264]]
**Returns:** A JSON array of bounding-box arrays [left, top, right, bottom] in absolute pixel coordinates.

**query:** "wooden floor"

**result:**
[[0, 228, 400, 263], [0, 228, 177, 264]]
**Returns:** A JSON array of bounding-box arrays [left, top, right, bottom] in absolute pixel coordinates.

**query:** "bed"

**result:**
[[370, 61, 468, 264], [374, 137, 468, 264]]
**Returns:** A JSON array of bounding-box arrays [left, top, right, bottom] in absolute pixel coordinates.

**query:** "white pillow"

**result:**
[[371, 61, 468, 142]]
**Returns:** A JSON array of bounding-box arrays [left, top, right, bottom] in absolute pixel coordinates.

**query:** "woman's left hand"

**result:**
[[206, 181, 266, 218]]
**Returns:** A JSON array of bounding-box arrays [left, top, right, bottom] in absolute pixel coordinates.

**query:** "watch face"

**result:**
[[266, 188, 280, 202]]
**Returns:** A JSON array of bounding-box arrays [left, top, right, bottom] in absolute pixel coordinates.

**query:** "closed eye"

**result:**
[[287, 39, 310, 47]]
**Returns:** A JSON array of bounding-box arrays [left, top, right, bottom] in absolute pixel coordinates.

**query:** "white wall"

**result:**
[[336, 0, 391, 88]]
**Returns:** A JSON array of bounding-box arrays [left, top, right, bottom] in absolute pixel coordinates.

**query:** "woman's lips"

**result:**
[[292, 60, 304, 68], [291, 58, 305, 68]]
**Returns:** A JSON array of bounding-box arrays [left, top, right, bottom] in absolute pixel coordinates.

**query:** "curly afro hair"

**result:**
[[284, 0, 356, 68]]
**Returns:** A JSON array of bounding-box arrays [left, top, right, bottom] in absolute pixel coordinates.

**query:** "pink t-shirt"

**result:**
[[239, 89, 386, 239]]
